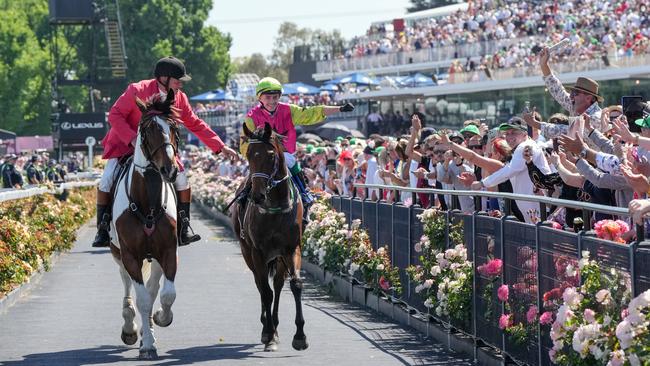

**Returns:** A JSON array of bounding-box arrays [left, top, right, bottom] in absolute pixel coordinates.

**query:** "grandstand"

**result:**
[[289, 1, 650, 130]]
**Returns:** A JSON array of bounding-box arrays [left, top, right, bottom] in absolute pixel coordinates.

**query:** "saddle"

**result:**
[[110, 155, 133, 200]]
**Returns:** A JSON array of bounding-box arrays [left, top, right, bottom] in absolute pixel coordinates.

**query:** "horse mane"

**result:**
[[136, 93, 180, 130], [250, 127, 285, 156]]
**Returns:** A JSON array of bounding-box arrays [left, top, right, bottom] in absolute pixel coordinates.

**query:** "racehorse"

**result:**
[[232, 122, 308, 352], [109, 89, 180, 359]]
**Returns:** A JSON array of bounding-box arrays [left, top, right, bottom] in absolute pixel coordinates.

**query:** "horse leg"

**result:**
[[154, 249, 177, 328], [251, 253, 276, 351], [123, 252, 157, 360], [115, 259, 138, 345], [272, 260, 287, 331], [289, 247, 308, 350]]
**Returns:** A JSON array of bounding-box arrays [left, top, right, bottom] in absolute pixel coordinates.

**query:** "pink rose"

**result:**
[[497, 284, 509, 302], [478, 258, 503, 277], [621, 308, 629, 319], [583, 308, 596, 323], [526, 305, 538, 324], [499, 313, 513, 330], [379, 276, 390, 291], [539, 311, 554, 325]]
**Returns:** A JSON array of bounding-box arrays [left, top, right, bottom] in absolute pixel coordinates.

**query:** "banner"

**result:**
[[56, 113, 107, 143]]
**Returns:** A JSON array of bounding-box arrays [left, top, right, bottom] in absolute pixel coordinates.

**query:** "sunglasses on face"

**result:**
[[469, 145, 483, 150], [433, 150, 445, 155], [569, 90, 587, 97]]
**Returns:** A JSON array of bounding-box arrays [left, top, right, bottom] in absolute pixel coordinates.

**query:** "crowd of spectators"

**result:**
[[192, 101, 239, 114], [196, 46, 650, 243], [0, 151, 78, 189], [325, 1, 650, 81]]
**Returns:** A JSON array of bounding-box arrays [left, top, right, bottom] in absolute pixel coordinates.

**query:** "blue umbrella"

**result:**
[[319, 83, 339, 92], [330, 72, 379, 86], [283, 82, 320, 95], [190, 89, 240, 102], [399, 73, 435, 87]]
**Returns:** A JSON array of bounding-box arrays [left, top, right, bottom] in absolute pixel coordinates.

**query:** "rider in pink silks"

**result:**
[[237, 77, 355, 223], [93, 56, 238, 248]]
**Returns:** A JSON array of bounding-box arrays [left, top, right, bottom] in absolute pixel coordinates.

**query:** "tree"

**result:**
[[117, 0, 232, 97], [268, 22, 346, 82], [407, 0, 460, 13]]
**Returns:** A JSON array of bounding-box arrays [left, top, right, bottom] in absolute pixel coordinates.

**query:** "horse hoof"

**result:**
[[153, 310, 173, 327], [260, 333, 272, 344], [121, 331, 138, 346], [138, 349, 158, 360], [292, 336, 309, 351], [264, 341, 278, 352]]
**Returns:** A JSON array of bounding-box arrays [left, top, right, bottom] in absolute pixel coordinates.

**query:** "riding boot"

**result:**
[[92, 204, 111, 247], [178, 201, 200, 246], [290, 169, 314, 226]]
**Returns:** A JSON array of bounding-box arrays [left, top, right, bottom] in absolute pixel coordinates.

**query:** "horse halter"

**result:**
[[138, 114, 180, 174], [248, 139, 290, 194]]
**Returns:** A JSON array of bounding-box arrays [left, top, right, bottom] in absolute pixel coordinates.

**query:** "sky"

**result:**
[[207, 0, 412, 59]]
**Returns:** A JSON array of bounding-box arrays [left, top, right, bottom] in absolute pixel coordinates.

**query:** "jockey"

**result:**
[[92, 56, 238, 248], [238, 77, 354, 221]]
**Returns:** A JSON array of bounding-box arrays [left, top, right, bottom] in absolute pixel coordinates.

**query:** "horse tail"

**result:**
[[141, 259, 152, 283]]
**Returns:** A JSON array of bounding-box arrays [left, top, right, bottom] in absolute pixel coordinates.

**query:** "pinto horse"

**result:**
[[109, 89, 180, 359], [232, 122, 308, 352]]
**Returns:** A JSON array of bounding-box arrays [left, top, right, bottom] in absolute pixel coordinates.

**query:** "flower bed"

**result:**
[[303, 197, 401, 295], [0, 188, 95, 297], [189, 169, 245, 213]]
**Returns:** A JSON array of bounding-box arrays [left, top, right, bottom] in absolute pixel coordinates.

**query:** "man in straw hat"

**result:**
[[534, 46, 606, 140]]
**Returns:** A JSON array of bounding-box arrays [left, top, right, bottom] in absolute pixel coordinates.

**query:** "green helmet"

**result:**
[[256, 77, 283, 97]]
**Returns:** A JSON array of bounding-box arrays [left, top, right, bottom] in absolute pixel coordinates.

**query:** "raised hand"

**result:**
[[629, 198, 650, 225], [612, 116, 636, 143], [339, 103, 355, 112]]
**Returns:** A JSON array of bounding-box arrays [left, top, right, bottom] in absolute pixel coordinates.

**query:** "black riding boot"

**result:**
[[291, 170, 314, 226], [92, 204, 111, 247], [178, 202, 200, 246]]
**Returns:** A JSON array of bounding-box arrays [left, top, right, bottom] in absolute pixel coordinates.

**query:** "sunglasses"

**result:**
[[433, 150, 445, 155], [469, 145, 483, 150], [569, 89, 588, 97]]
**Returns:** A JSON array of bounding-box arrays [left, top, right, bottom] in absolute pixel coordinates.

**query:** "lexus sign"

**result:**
[[57, 113, 106, 143]]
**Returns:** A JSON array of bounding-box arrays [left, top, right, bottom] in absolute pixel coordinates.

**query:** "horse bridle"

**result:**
[[138, 115, 180, 174], [248, 139, 290, 194]]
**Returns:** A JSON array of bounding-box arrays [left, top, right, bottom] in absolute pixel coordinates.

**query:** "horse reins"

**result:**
[[248, 140, 291, 194]]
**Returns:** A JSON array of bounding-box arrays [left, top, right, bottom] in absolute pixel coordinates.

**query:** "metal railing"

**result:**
[[316, 36, 548, 75], [326, 183, 650, 366], [0, 180, 98, 204]]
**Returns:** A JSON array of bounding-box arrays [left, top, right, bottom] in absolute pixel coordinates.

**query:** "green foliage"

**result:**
[[0, 188, 95, 296]]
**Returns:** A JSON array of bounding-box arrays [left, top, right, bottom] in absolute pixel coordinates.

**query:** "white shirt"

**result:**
[[481, 139, 552, 223]]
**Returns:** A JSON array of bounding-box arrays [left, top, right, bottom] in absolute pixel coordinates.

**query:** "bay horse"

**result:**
[[232, 122, 308, 352], [109, 89, 180, 359]]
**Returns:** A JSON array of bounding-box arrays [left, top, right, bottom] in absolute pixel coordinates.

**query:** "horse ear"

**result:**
[[135, 97, 147, 113], [243, 122, 252, 138], [263, 122, 272, 141]]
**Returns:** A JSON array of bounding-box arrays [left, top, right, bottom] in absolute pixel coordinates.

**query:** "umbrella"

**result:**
[[297, 133, 323, 143], [319, 83, 339, 92], [190, 89, 240, 102], [315, 123, 366, 141], [399, 73, 436, 87], [283, 82, 320, 95], [330, 72, 379, 86]]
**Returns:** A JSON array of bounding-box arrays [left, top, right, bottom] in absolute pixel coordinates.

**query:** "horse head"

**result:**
[[242, 122, 286, 204], [135, 89, 180, 183]]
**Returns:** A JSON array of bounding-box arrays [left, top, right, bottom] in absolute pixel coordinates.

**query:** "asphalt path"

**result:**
[[0, 210, 473, 366]]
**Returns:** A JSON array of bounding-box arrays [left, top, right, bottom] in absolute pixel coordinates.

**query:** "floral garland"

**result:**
[[406, 208, 470, 324], [549, 251, 631, 365]]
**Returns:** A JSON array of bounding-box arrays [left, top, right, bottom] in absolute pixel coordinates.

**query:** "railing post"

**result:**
[[540, 202, 547, 222]]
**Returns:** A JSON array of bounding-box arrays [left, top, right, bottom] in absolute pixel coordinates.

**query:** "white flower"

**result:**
[[596, 289, 612, 305], [377, 247, 385, 256], [565, 264, 577, 277], [414, 242, 422, 253], [424, 298, 434, 308], [628, 353, 640, 366], [430, 266, 441, 276], [562, 287, 584, 308], [616, 320, 633, 349], [608, 350, 626, 366], [376, 264, 385, 271]]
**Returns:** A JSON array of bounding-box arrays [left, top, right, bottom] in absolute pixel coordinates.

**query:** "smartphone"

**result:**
[[524, 101, 533, 137], [622, 96, 644, 133], [552, 138, 559, 152]]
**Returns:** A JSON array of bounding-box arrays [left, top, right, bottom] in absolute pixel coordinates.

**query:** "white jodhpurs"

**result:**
[[98, 158, 189, 193]]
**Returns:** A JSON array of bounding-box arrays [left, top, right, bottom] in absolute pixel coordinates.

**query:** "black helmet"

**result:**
[[154, 56, 191, 81]]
